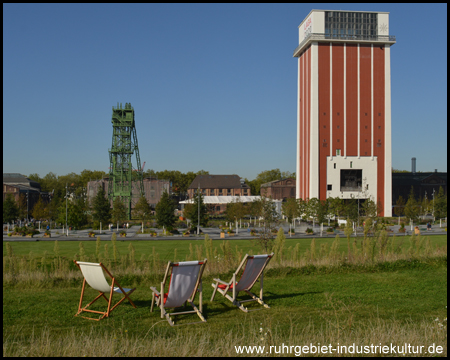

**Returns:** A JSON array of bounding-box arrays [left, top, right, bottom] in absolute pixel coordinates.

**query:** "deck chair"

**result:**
[[74, 261, 136, 321], [150, 259, 207, 326], [211, 253, 273, 312]]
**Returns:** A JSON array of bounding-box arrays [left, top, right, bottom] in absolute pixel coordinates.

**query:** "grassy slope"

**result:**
[[3, 234, 447, 261]]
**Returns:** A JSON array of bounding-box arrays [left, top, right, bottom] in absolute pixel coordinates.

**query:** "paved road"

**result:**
[[3, 223, 447, 241]]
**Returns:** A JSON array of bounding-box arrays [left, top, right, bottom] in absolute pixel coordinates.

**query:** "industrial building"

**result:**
[[294, 10, 395, 216], [87, 176, 170, 210]]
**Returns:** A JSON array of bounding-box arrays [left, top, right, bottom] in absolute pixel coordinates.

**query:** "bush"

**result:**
[[306, 228, 313, 234]]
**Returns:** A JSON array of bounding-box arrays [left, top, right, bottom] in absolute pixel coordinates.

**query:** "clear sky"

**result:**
[[3, 3, 447, 180]]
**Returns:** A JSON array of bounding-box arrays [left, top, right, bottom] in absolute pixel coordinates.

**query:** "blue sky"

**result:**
[[3, 3, 447, 180]]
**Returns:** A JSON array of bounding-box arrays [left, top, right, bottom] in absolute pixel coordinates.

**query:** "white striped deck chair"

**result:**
[[211, 253, 273, 312], [150, 259, 207, 326], [74, 261, 136, 320]]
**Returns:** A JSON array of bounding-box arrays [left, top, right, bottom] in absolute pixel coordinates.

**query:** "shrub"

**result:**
[[306, 228, 313, 234]]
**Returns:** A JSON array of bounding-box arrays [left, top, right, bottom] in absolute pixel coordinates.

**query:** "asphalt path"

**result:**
[[3, 223, 447, 242]]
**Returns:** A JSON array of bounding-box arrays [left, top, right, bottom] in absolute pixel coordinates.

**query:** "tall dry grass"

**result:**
[[3, 312, 447, 356], [3, 232, 447, 287]]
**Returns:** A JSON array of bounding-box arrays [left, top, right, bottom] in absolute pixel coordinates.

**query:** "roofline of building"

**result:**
[[298, 9, 390, 28]]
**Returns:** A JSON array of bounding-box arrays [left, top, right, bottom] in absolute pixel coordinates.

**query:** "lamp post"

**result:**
[[197, 184, 200, 236], [26, 190, 29, 224], [65, 183, 68, 236], [432, 189, 436, 222]]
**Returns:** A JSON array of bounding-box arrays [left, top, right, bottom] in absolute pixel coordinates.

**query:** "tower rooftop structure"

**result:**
[[294, 10, 396, 57]]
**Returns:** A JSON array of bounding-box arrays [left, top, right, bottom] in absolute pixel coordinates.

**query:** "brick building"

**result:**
[[260, 178, 296, 200], [87, 177, 171, 209], [3, 173, 44, 215], [187, 175, 251, 198]]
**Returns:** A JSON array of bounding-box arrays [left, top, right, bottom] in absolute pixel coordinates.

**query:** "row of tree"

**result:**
[[26, 168, 295, 200], [394, 186, 447, 221], [3, 186, 180, 231], [222, 195, 380, 226]]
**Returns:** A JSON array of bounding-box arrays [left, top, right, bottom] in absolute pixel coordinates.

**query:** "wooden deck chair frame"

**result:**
[[210, 253, 273, 312], [150, 259, 207, 326], [74, 261, 136, 321]]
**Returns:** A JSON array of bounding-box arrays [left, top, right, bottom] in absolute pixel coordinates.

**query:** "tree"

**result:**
[[155, 191, 177, 230], [253, 197, 278, 253], [344, 199, 359, 224], [47, 195, 61, 222], [3, 194, 19, 223], [316, 199, 329, 224], [57, 198, 88, 229], [281, 171, 296, 180], [328, 197, 345, 224], [111, 197, 127, 226], [296, 198, 307, 222], [133, 194, 152, 223], [404, 187, 419, 222], [91, 187, 111, 224], [17, 193, 28, 220], [247, 200, 262, 221], [281, 198, 299, 223], [184, 191, 208, 232], [225, 198, 246, 223], [361, 198, 378, 219], [394, 195, 405, 217], [433, 186, 447, 220], [31, 196, 48, 222]]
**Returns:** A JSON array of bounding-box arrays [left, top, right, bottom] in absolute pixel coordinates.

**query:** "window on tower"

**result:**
[[340, 170, 362, 191]]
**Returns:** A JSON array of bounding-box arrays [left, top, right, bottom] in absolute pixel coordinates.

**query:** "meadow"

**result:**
[[3, 233, 447, 356]]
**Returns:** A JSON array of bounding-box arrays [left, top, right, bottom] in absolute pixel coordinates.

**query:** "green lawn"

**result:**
[[3, 235, 447, 356]]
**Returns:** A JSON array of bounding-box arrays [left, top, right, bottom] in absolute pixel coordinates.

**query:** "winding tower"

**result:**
[[294, 10, 395, 216], [108, 102, 144, 219]]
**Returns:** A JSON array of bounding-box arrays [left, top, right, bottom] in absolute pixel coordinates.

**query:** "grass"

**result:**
[[3, 234, 448, 356]]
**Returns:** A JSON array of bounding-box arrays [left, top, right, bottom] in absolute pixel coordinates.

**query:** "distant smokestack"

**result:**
[[411, 157, 416, 173]]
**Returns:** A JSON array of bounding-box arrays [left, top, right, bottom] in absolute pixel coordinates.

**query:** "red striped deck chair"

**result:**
[[210, 253, 273, 312], [74, 261, 136, 321], [150, 259, 207, 326]]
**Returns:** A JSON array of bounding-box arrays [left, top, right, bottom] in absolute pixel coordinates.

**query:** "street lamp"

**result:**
[[432, 189, 436, 221], [66, 183, 68, 236], [197, 184, 201, 236], [26, 190, 29, 224]]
